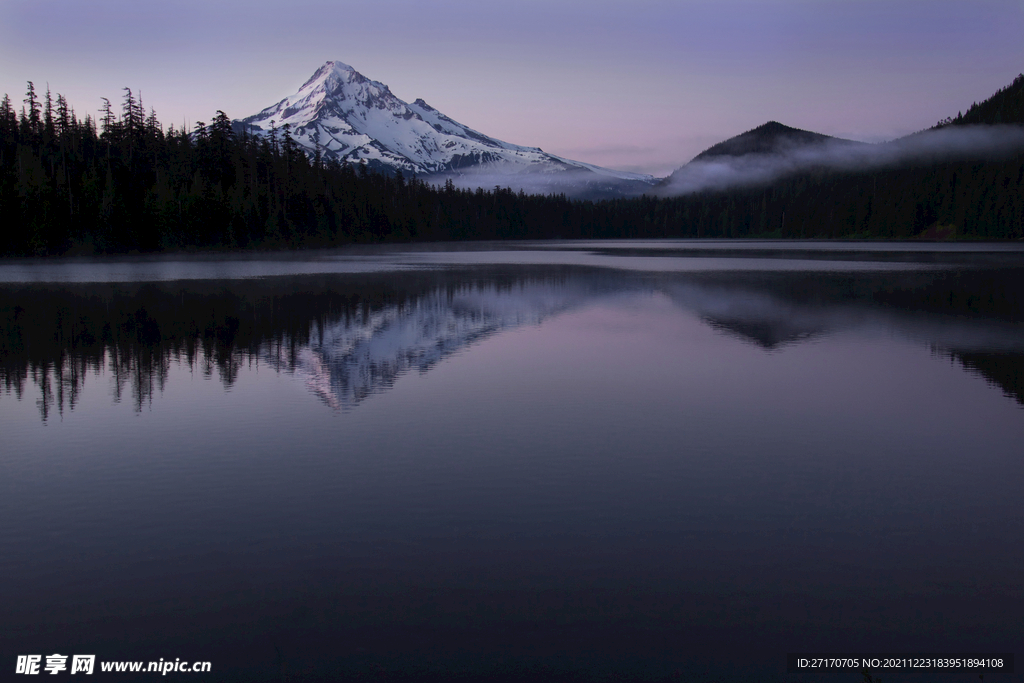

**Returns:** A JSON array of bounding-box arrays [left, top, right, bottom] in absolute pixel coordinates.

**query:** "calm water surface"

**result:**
[[1, 241, 1022, 682]]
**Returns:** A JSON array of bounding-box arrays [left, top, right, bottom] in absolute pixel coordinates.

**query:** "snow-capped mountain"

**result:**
[[260, 279, 599, 409], [236, 61, 657, 197]]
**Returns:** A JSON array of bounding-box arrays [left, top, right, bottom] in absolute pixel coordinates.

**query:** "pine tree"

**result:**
[[23, 81, 41, 137], [210, 110, 232, 142], [0, 94, 15, 167], [281, 123, 296, 161], [44, 84, 54, 139], [145, 107, 161, 141], [122, 88, 137, 136], [56, 94, 70, 134], [311, 126, 322, 170], [268, 119, 278, 153], [99, 97, 116, 138]]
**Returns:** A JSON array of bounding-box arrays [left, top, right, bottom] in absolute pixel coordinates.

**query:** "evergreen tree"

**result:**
[[44, 84, 54, 139], [99, 98, 116, 138], [23, 81, 41, 137]]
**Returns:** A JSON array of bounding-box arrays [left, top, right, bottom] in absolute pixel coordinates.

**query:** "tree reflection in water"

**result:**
[[3, 265, 1024, 421]]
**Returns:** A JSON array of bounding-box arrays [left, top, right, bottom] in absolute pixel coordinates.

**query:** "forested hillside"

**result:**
[[1, 75, 1022, 255], [938, 73, 1024, 127]]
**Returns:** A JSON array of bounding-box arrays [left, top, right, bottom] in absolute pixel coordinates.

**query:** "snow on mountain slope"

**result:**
[[236, 61, 656, 192], [260, 279, 598, 409]]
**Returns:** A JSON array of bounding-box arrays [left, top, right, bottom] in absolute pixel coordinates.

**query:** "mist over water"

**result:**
[[659, 124, 1024, 196]]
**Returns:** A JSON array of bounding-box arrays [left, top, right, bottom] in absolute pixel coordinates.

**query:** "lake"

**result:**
[[2, 241, 1022, 682]]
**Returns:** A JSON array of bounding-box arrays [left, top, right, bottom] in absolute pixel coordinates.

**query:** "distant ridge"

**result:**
[[691, 121, 853, 162], [655, 121, 864, 192]]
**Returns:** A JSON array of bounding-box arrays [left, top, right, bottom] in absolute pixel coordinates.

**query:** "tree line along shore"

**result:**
[[1, 76, 1023, 256]]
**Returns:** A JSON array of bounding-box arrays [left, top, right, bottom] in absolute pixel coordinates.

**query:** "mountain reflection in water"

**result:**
[[3, 265, 1023, 420], [2, 247, 1023, 682]]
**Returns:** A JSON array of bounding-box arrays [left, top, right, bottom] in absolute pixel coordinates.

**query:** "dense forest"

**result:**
[[1, 75, 1023, 255]]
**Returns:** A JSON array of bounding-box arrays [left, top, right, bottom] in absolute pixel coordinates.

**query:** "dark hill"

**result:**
[[939, 73, 1024, 127], [690, 121, 852, 162]]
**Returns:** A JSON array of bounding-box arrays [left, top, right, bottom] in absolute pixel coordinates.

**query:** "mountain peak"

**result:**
[[299, 60, 356, 89], [236, 61, 657, 195], [318, 59, 356, 76], [692, 121, 843, 161], [325, 59, 355, 72], [752, 121, 798, 134], [298, 59, 382, 96]]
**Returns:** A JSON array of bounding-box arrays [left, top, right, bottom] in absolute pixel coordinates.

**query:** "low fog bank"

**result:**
[[422, 125, 1024, 200], [659, 125, 1024, 196]]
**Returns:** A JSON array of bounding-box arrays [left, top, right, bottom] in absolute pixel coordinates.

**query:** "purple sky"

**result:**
[[2, 0, 1023, 176]]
